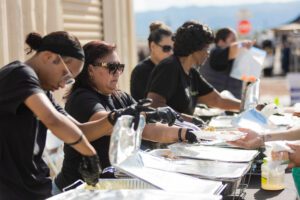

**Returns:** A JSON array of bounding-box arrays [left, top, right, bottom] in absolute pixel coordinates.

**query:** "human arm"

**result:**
[[228, 126, 300, 149], [197, 89, 240, 111], [25, 93, 96, 156], [228, 40, 254, 60]]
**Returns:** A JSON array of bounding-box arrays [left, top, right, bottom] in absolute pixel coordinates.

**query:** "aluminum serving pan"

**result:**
[[48, 189, 222, 200], [108, 116, 225, 195], [146, 149, 251, 181], [169, 143, 259, 163]]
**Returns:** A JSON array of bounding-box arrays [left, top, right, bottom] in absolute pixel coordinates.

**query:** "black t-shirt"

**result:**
[[147, 55, 213, 115], [130, 57, 155, 101], [0, 61, 66, 200], [55, 88, 135, 190], [200, 46, 242, 98], [209, 46, 233, 71]]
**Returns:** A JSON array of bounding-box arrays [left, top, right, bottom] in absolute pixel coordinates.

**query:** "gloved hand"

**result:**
[[185, 129, 198, 143], [145, 106, 183, 126], [191, 117, 206, 128], [107, 98, 154, 130], [79, 154, 101, 186]]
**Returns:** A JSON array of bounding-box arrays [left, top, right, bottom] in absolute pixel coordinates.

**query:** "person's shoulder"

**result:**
[[133, 58, 154, 71], [155, 55, 179, 71], [1, 61, 37, 78], [68, 87, 98, 104]]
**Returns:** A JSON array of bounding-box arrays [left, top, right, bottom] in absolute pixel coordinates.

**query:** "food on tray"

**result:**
[[203, 126, 216, 132], [85, 182, 104, 190], [192, 130, 246, 142]]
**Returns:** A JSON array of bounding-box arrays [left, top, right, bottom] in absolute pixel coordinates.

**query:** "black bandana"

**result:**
[[38, 44, 85, 61]]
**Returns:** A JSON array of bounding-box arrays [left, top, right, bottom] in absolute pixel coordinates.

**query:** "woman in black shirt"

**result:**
[[147, 21, 241, 123], [0, 31, 102, 200], [54, 40, 197, 191], [130, 21, 173, 101]]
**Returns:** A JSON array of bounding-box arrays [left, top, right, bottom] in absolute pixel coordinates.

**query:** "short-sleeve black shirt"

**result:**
[[147, 55, 213, 115], [0, 61, 66, 200], [55, 88, 136, 190], [130, 57, 155, 101], [200, 46, 242, 98]]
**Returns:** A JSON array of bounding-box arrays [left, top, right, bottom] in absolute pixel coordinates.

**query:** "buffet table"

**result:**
[[244, 172, 298, 200]]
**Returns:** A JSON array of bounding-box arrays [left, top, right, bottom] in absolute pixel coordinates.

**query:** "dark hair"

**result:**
[[67, 41, 116, 96], [25, 31, 84, 60], [173, 21, 214, 57], [215, 28, 235, 44], [148, 21, 172, 47]]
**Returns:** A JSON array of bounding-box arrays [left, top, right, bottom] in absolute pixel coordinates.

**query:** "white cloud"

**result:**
[[134, 0, 298, 12]]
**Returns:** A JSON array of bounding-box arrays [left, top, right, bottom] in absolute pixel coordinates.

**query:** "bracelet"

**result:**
[[107, 110, 116, 125], [66, 134, 83, 146], [178, 128, 183, 142]]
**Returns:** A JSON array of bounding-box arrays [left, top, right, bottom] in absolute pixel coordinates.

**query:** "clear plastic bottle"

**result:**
[[261, 158, 285, 190]]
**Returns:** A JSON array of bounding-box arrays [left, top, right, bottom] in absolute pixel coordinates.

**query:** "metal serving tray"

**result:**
[[109, 116, 225, 195], [48, 189, 222, 200], [169, 143, 259, 163], [146, 149, 251, 181]]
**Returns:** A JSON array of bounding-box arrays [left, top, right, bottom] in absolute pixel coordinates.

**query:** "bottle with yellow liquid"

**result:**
[[261, 158, 286, 190]]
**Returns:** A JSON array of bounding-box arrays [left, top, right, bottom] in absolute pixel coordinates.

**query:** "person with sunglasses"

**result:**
[[146, 21, 241, 125], [54, 40, 198, 192], [0, 32, 177, 199], [130, 21, 173, 101]]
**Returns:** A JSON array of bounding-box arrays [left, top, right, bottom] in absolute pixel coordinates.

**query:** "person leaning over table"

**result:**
[[146, 21, 241, 126], [200, 27, 254, 99], [53, 40, 199, 193], [228, 127, 300, 167], [0, 31, 178, 200], [130, 21, 173, 101], [0, 31, 102, 200]]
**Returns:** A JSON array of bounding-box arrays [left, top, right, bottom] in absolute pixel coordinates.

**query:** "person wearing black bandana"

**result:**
[[146, 21, 241, 125], [0, 31, 178, 199]]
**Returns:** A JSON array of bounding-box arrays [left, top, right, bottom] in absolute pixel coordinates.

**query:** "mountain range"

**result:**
[[135, 1, 300, 39]]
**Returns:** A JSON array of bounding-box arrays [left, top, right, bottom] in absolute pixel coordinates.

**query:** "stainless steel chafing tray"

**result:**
[[109, 116, 225, 195], [168, 143, 259, 163], [48, 189, 222, 200]]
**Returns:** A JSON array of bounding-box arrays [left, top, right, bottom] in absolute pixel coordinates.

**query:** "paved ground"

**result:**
[[259, 76, 291, 106]]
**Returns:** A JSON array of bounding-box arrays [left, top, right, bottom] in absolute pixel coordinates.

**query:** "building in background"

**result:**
[[0, 0, 137, 103]]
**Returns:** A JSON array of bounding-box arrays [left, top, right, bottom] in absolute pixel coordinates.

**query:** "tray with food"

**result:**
[[192, 129, 246, 142]]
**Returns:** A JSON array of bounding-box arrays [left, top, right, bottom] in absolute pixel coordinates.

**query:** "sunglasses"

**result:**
[[57, 55, 75, 86], [156, 43, 173, 53], [93, 62, 125, 75]]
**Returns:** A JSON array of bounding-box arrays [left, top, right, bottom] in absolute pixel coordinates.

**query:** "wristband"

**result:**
[[66, 134, 83, 146], [178, 128, 183, 142]]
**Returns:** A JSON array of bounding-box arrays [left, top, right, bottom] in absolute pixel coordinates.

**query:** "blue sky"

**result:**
[[134, 0, 299, 12]]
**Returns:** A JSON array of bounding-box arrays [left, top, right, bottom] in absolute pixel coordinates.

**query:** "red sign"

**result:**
[[238, 20, 251, 35]]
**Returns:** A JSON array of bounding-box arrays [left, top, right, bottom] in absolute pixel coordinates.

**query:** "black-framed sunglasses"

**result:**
[[156, 43, 173, 53], [92, 62, 125, 75]]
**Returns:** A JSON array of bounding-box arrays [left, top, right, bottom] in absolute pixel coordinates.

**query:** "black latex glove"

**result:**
[[145, 106, 183, 126], [108, 98, 154, 130], [79, 154, 101, 186], [191, 117, 206, 128], [185, 129, 198, 143]]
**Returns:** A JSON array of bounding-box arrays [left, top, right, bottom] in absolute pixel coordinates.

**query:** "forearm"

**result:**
[[142, 123, 183, 143], [47, 113, 96, 156], [216, 97, 241, 111], [181, 113, 193, 122], [77, 118, 113, 142], [264, 126, 300, 142]]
